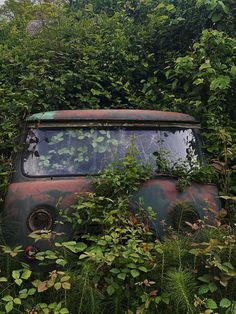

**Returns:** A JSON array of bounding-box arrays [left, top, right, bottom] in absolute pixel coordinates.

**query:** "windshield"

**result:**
[[23, 127, 202, 176]]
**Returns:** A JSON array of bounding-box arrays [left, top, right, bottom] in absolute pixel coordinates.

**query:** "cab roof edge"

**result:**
[[26, 110, 198, 124]]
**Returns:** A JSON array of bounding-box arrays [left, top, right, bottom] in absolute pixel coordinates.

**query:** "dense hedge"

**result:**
[[0, 1, 235, 313], [0, 0, 235, 199]]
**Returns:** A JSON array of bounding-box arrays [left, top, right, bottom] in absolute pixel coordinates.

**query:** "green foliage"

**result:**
[[0, 0, 234, 202], [0, 0, 235, 202], [0, 155, 235, 312], [166, 269, 196, 313], [155, 153, 218, 191], [0, 0, 235, 312]]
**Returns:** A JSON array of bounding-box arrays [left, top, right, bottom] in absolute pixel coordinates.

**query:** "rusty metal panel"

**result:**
[[132, 178, 220, 237], [2, 177, 220, 252], [2, 178, 91, 251]]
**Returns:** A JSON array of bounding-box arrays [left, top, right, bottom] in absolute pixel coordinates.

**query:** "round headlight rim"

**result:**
[[171, 203, 200, 233], [27, 207, 53, 232]]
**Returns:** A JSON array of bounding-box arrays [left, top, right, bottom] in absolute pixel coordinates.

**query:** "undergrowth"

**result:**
[[0, 155, 235, 313]]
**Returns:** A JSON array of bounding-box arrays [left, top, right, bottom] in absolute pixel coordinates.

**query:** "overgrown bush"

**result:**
[[0, 155, 235, 313], [0, 0, 236, 202], [0, 0, 235, 313]]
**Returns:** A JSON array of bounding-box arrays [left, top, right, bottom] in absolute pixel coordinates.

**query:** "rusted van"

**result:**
[[2, 110, 220, 258]]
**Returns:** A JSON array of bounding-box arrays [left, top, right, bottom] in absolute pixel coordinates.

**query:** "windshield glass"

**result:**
[[23, 127, 202, 176]]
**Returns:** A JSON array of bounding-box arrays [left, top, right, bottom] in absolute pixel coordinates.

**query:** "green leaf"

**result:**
[[138, 266, 148, 273], [0, 277, 7, 282], [198, 284, 209, 294], [154, 296, 161, 304], [2, 296, 13, 302], [117, 273, 126, 280], [15, 279, 23, 286], [110, 268, 120, 274], [107, 285, 115, 296], [62, 282, 71, 290], [12, 270, 20, 280], [230, 66, 236, 76], [211, 13, 222, 23], [56, 259, 67, 267], [206, 299, 218, 309], [210, 75, 230, 91], [19, 289, 28, 299], [54, 282, 62, 290], [21, 269, 32, 280], [219, 298, 231, 308], [13, 298, 21, 305], [61, 276, 70, 282], [131, 269, 140, 278], [62, 241, 78, 253], [198, 275, 210, 283], [209, 282, 217, 293], [199, 62, 211, 71], [223, 262, 234, 270], [193, 78, 204, 85], [79, 254, 88, 259], [96, 137, 104, 142], [5, 302, 13, 313], [91, 89, 101, 96], [28, 288, 36, 296]]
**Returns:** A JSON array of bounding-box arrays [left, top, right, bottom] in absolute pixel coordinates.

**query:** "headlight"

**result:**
[[171, 203, 200, 233], [28, 208, 53, 231]]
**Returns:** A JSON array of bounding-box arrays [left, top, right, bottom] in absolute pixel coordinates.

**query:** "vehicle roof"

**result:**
[[27, 110, 198, 124]]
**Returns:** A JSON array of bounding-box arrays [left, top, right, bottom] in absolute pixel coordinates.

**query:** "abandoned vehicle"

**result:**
[[2, 110, 220, 260]]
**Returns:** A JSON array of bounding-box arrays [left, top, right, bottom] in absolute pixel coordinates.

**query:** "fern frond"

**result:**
[[166, 269, 196, 314]]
